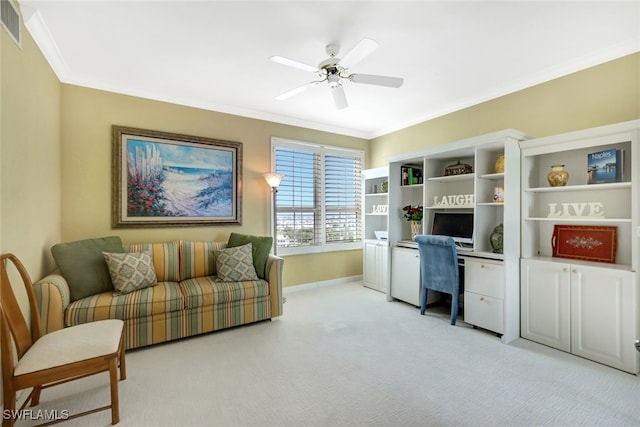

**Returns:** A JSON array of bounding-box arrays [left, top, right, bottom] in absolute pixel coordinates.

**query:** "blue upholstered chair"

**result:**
[[415, 234, 460, 325]]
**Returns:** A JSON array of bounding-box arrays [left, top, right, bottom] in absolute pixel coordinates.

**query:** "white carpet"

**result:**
[[19, 282, 640, 426]]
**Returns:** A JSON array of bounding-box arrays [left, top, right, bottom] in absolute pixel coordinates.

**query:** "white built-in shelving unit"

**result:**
[[385, 129, 530, 343], [519, 120, 639, 374], [362, 167, 390, 293]]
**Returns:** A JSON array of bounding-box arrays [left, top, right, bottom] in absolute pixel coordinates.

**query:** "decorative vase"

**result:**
[[494, 154, 505, 173], [381, 181, 388, 193], [410, 221, 421, 240], [493, 186, 505, 203], [489, 224, 504, 254], [547, 164, 569, 187]]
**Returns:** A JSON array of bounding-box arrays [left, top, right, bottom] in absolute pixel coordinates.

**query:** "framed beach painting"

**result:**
[[112, 125, 242, 228]]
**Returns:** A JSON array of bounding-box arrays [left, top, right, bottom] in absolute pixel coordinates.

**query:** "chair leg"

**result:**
[[108, 358, 120, 425], [419, 287, 428, 315], [450, 292, 459, 326], [118, 336, 127, 381], [30, 385, 42, 406]]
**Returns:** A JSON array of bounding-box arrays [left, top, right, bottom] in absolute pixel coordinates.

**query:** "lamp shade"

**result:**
[[263, 173, 284, 188]]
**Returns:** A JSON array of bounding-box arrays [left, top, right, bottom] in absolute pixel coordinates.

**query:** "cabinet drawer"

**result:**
[[464, 259, 504, 298], [464, 291, 504, 334]]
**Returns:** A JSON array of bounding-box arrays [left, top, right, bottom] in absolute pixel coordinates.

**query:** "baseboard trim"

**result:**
[[283, 275, 362, 294]]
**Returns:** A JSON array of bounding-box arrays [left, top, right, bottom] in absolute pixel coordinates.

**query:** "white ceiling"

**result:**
[[17, 1, 640, 139]]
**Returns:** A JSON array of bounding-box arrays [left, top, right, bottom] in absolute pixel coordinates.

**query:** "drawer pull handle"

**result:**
[[480, 297, 485, 301], [481, 265, 485, 268]]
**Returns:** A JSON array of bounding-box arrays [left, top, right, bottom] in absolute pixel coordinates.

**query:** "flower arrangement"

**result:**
[[402, 205, 423, 222]]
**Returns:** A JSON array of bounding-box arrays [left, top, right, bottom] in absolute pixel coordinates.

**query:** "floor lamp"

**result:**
[[263, 173, 283, 255]]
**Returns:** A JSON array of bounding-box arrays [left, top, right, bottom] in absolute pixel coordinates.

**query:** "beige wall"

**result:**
[[1, 16, 61, 282], [370, 53, 640, 166], [1, 10, 62, 404], [60, 85, 367, 286]]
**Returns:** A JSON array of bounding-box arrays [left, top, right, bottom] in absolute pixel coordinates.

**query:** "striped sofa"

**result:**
[[33, 240, 284, 350]]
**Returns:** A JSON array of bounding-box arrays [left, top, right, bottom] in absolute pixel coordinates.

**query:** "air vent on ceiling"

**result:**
[[1, 0, 20, 48]]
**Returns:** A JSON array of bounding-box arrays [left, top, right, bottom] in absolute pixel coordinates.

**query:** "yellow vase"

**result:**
[[494, 154, 505, 173], [410, 221, 421, 240], [547, 164, 569, 187]]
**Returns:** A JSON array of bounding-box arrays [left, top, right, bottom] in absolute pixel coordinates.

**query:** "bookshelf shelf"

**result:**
[[523, 217, 632, 223], [426, 173, 475, 183], [524, 182, 631, 193], [479, 172, 504, 180]]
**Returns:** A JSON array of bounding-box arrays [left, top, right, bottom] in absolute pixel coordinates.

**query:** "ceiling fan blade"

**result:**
[[331, 84, 348, 110], [350, 73, 404, 88], [275, 81, 321, 100], [270, 55, 318, 73], [339, 38, 379, 69]]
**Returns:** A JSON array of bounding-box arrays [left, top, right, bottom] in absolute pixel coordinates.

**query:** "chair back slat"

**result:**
[[0, 306, 16, 392], [0, 254, 40, 359]]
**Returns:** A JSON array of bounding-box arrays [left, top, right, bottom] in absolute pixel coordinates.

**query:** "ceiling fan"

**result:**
[[270, 38, 404, 110]]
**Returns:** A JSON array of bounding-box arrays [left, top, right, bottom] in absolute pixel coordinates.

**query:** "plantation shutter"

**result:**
[[274, 146, 322, 248], [324, 150, 362, 244]]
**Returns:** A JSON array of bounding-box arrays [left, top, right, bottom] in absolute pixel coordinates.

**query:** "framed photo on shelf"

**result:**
[[112, 125, 242, 228]]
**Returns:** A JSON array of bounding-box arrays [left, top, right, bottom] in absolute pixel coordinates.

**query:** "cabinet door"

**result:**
[[364, 241, 389, 293], [521, 259, 570, 352], [363, 241, 379, 290], [571, 266, 638, 373], [378, 244, 389, 293], [390, 248, 421, 306]]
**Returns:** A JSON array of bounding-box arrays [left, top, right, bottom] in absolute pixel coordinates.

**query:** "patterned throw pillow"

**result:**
[[214, 243, 259, 282], [227, 233, 273, 279], [103, 251, 158, 294]]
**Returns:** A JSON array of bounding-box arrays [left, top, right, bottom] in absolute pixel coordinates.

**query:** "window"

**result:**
[[271, 137, 363, 255]]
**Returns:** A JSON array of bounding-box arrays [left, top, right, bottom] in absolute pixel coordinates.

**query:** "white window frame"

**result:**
[[270, 137, 364, 256]]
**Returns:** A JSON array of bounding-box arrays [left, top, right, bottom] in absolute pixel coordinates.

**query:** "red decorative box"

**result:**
[[551, 225, 617, 264]]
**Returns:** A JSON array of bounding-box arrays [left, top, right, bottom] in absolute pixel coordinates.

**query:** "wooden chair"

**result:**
[[0, 253, 126, 426]]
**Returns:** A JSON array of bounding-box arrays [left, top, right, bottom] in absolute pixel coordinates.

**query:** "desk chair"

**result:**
[[1, 253, 126, 426], [415, 235, 460, 325]]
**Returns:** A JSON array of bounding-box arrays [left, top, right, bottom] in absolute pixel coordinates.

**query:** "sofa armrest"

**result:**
[[265, 254, 284, 317], [33, 274, 71, 334]]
